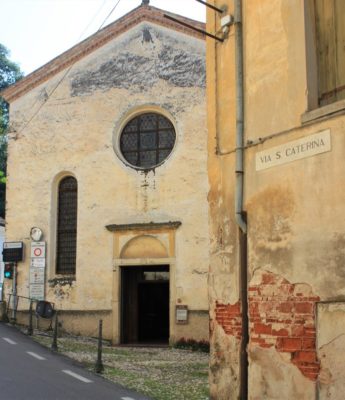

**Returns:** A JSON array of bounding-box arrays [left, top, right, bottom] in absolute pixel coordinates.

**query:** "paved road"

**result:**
[[0, 322, 151, 400]]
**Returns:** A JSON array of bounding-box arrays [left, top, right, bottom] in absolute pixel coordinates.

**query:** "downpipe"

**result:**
[[234, 0, 246, 234], [234, 0, 249, 398]]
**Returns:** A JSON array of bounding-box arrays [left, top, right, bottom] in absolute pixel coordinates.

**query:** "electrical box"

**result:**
[[221, 14, 234, 29], [3, 242, 24, 263], [176, 305, 188, 324]]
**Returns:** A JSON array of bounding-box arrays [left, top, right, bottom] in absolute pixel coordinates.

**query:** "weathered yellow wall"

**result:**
[[207, 1, 241, 398], [244, 0, 307, 137], [5, 22, 209, 342], [207, 0, 345, 398]]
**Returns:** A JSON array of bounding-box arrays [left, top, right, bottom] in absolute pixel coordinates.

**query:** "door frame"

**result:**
[[107, 222, 181, 345], [112, 257, 176, 345], [120, 265, 170, 344]]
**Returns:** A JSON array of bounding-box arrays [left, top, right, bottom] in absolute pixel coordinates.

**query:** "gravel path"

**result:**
[[31, 332, 210, 400]]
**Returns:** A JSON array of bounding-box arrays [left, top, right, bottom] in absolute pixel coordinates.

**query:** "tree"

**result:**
[[0, 44, 23, 218]]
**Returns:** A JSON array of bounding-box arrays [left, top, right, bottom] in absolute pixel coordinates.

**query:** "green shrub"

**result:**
[[173, 337, 210, 353]]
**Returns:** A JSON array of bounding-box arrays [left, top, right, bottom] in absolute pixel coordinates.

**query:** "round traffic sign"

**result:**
[[33, 248, 42, 257]]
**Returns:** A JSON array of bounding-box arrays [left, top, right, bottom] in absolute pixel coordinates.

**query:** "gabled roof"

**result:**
[[1, 3, 205, 103]]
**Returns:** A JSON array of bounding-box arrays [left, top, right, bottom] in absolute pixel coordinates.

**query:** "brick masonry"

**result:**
[[215, 301, 242, 340], [215, 271, 320, 381]]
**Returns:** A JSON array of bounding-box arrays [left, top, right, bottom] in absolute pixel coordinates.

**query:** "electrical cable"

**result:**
[[98, 0, 122, 30], [78, 0, 108, 41], [15, 0, 123, 135]]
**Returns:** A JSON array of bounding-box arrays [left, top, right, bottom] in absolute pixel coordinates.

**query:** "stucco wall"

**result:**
[[207, 0, 345, 398], [5, 22, 209, 342]]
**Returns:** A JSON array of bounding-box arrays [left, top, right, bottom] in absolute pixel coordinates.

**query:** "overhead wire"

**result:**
[[15, 0, 123, 135], [77, 0, 108, 41], [98, 0, 122, 30]]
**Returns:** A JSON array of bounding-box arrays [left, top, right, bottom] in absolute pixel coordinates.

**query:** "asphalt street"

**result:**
[[0, 322, 151, 400]]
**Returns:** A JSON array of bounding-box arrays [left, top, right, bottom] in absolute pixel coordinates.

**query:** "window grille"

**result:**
[[56, 176, 77, 275], [120, 113, 176, 169]]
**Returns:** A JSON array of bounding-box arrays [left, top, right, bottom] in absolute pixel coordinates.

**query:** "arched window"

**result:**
[[120, 112, 176, 169], [56, 176, 78, 275]]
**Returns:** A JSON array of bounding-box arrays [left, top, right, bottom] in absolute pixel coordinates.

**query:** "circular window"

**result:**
[[120, 112, 176, 169]]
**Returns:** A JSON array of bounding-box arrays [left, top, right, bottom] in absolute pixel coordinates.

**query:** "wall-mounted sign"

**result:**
[[176, 305, 188, 324], [30, 242, 46, 258], [30, 258, 45, 268], [30, 283, 45, 300], [30, 241, 46, 300], [256, 129, 331, 171], [30, 267, 45, 284], [3, 242, 24, 262]]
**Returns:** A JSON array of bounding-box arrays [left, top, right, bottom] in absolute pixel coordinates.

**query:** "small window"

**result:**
[[56, 176, 77, 275], [315, 0, 345, 106], [120, 113, 176, 169]]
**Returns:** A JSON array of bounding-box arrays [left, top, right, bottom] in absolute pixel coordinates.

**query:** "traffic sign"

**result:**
[[30, 258, 46, 268], [30, 242, 46, 258], [30, 284, 45, 300], [30, 267, 45, 284]]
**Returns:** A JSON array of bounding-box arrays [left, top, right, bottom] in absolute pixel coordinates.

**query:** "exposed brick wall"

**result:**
[[214, 271, 320, 381], [249, 271, 320, 381], [215, 301, 242, 340]]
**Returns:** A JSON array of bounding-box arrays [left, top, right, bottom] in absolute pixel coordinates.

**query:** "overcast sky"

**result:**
[[1, 0, 206, 76]]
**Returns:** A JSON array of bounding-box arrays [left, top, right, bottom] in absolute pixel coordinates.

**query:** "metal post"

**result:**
[[51, 312, 58, 351], [95, 319, 104, 373], [6, 294, 11, 317], [11, 263, 17, 323], [27, 300, 33, 335]]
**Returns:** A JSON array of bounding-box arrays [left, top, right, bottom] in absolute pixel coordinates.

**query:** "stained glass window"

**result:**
[[120, 113, 176, 169], [56, 176, 77, 275]]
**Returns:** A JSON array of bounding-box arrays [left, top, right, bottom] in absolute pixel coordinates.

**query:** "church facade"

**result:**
[[1, 3, 209, 345]]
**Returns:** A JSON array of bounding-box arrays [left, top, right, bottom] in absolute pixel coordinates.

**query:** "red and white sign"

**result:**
[[30, 242, 46, 258], [30, 242, 46, 300], [34, 248, 42, 256]]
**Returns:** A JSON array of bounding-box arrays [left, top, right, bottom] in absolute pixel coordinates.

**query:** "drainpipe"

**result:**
[[234, 0, 248, 399], [234, 0, 246, 234]]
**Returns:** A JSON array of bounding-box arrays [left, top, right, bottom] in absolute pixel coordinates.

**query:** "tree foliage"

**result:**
[[0, 44, 23, 217]]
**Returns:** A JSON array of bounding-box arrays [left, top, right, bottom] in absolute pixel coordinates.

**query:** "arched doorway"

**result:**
[[107, 222, 181, 345], [120, 235, 170, 344]]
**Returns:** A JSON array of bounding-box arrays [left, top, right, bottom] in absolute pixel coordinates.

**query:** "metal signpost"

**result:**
[[30, 242, 46, 301]]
